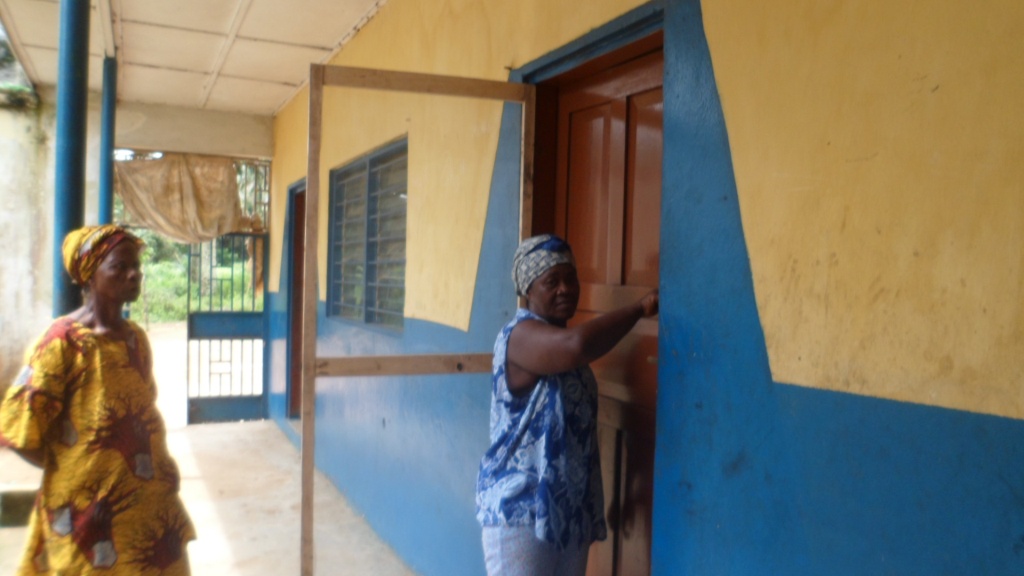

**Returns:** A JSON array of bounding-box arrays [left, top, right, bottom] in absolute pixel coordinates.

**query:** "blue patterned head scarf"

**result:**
[[512, 234, 576, 297]]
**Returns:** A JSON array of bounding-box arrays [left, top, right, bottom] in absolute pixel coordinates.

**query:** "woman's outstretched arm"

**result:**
[[505, 290, 659, 395]]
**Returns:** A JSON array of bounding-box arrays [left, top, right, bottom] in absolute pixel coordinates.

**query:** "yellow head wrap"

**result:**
[[62, 225, 143, 285]]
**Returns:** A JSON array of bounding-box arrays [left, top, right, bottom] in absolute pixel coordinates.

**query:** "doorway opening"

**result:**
[[112, 152, 270, 425], [284, 181, 307, 420], [531, 30, 663, 576]]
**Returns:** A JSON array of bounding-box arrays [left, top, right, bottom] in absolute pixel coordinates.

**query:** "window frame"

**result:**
[[326, 138, 408, 330]]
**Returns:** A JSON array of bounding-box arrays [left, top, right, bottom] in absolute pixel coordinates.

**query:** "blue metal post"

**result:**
[[98, 55, 117, 224], [53, 0, 91, 316]]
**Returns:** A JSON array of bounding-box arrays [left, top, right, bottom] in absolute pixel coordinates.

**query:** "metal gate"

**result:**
[[186, 232, 268, 423], [186, 158, 269, 424]]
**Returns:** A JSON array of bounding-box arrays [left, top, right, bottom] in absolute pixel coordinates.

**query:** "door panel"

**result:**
[[564, 102, 625, 285], [625, 89, 663, 289], [551, 45, 663, 576]]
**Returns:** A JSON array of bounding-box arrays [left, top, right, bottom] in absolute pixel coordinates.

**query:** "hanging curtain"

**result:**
[[114, 153, 243, 243]]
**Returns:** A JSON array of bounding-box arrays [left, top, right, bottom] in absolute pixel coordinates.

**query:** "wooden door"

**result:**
[[288, 189, 306, 418], [541, 39, 662, 576]]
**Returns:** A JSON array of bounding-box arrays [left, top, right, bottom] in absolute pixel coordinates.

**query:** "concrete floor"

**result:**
[[0, 322, 416, 576]]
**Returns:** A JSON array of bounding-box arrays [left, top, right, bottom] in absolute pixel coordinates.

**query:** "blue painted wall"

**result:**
[[653, 0, 1024, 574], [265, 1, 1024, 574]]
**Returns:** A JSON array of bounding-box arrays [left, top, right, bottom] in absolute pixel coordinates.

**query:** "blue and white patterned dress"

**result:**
[[476, 308, 607, 549]]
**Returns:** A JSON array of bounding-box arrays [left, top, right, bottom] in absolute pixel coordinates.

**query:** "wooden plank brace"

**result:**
[[300, 64, 535, 575]]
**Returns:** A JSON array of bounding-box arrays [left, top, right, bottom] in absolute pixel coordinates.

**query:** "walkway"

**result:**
[[1, 322, 416, 576]]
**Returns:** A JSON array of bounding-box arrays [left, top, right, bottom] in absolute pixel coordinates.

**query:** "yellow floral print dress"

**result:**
[[0, 317, 195, 575]]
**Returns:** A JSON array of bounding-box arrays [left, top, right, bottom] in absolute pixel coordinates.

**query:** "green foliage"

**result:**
[[137, 259, 189, 322], [112, 155, 269, 323], [132, 229, 190, 322], [138, 228, 189, 263], [0, 35, 37, 107], [187, 261, 264, 313], [0, 38, 15, 69], [133, 242, 264, 323]]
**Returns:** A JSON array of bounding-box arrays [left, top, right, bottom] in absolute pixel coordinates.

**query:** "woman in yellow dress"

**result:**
[[0, 224, 195, 575]]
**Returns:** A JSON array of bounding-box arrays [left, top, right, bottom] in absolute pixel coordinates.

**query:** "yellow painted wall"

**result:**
[[269, 0, 647, 330], [703, 0, 1024, 419]]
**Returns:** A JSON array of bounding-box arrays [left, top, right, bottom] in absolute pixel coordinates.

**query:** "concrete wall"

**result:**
[[0, 96, 92, 390], [704, 0, 1024, 421], [268, 0, 649, 330], [265, 0, 1024, 574], [115, 99, 272, 159], [266, 0, 647, 573], [655, 1, 1024, 572]]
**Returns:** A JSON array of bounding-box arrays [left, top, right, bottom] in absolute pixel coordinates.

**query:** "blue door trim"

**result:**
[[510, 1, 664, 84]]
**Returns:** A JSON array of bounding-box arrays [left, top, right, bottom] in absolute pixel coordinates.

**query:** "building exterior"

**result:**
[[0, 87, 271, 391], [0, 94, 62, 389], [4, 0, 1023, 574], [263, 0, 1024, 574]]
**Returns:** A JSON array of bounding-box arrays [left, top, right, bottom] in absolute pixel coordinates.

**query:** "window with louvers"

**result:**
[[327, 140, 407, 329]]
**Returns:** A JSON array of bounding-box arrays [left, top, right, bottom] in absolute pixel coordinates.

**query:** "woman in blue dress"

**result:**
[[476, 234, 659, 576]]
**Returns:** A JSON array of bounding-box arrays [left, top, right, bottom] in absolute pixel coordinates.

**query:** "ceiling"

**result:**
[[0, 0, 383, 116]]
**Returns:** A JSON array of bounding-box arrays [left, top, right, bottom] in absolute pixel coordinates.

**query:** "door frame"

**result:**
[[512, 8, 665, 575], [298, 64, 535, 575], [512, 4, 663, 238], [284, 179, 306, 420], [509, 5, 663, 85]]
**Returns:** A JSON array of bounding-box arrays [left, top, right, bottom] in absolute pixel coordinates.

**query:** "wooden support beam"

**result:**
[[322, 65, 531, 102], [300, 63, 324, 576], [316, 353, 492, 377], [298, 62, 536, 574]]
